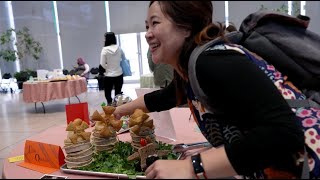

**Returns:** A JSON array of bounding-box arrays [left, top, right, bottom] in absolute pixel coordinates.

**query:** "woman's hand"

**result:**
[[145, 159, 195, 179], [113, 106, 126, 120], [113, 96, 149, 120]]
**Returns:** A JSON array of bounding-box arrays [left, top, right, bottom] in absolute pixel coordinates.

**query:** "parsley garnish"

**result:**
[[75, 141, 178, 178]]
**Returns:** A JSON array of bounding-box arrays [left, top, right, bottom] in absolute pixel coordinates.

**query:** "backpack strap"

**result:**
[[188, 31, 243, 113], [286, 99, 320, 108]]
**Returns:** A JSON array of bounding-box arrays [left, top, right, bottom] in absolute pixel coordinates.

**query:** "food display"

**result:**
[[65, 75, 81, 80], [91, 106, 123, 152], [129, 109, 156, 151], [49, 76, 68, 82], [126, 109, 170, 171], [73, 141, 178, 178], [61, 109, 180, 178], [63, 118, 93, 169]]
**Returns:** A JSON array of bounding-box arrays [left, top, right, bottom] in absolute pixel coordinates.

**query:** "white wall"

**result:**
[[212, 1, 225, 23], [229, 1, 286, 29], [305, 1, 320, 35]]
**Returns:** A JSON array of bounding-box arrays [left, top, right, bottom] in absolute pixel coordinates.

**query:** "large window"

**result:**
[[140, 32, 151, 75], [117, 32, 150, 83]]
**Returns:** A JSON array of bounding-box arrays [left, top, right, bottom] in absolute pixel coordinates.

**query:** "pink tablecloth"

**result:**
[[23, 78, 87, 103]]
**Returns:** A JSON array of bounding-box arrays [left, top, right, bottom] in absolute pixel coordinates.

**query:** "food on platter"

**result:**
[[128, 109, 156, 151], [127, 142, 170, 171], [74, 141, 179, 178], [64, 118, 91, 145], [64, 118, 93, 169], [62, 109, 180, 178], [91, 106, 123, 152], [49, 77, 68, 82], [65, 75, 81, 80], [125, 109, 167, 170]]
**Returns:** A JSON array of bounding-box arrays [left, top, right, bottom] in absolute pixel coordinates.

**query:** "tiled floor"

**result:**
[[0, 83, 140, 177]]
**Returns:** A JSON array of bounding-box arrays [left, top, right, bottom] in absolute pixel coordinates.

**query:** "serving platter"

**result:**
[[60, 164, 147, 179], [60, 141, 186, 179]]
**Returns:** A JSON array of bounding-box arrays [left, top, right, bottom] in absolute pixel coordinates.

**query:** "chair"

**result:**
[[63, 69, 69, 75], [90, 67, 99, 75], [2, 73, 12, 79], [0, 78, 14, 93]]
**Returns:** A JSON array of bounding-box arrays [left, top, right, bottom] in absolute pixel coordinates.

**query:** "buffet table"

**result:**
[[22, 78, 87, 113], [2, 108, 206, 179]]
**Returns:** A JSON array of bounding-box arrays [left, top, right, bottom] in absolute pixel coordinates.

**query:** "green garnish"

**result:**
[[75, 141, 178, 178]]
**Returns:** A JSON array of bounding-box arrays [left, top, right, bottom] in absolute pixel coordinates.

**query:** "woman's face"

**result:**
[[145, 2, 190, 66]]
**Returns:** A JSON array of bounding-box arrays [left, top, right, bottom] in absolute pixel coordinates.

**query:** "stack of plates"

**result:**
[[64, 142, 94, 169]]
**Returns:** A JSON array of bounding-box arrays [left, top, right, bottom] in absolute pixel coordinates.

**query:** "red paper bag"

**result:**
[[65, 102, 90, 125]]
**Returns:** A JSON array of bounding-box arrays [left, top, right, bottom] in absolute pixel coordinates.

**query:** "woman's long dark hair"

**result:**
[[149, 1, 226, 105], [104, 32, 117, 47]]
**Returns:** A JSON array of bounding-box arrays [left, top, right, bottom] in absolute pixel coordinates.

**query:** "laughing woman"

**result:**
[[113, 1, 305, 179]]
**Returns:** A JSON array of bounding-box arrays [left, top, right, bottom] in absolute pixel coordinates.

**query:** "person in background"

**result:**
[[113, 1, 305, 179], [147, 48, 173, 88], [74, 57, 90, 80], [100, 32, 125, 105]]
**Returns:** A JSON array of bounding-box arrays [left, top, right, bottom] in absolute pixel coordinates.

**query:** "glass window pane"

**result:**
[[140, 32, 151, 75], [118, 33, 139, 81]]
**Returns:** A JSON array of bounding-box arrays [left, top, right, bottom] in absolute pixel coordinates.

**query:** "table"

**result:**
[[22, 78, 87, 113], [2, 108, 206, 179]]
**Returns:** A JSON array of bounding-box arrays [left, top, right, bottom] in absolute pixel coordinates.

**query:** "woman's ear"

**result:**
[[180, 28, 191, 39]]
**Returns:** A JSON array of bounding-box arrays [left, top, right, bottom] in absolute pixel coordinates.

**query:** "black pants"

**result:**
[[103, 74, 123, 104]]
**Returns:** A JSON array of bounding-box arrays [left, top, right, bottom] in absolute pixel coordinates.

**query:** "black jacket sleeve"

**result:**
[[144, 80, 179, 112], [195, 49, 305, 175]]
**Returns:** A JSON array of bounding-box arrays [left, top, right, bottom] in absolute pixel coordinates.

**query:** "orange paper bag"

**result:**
[[18, 140, 65, 174], [65, 102, 90, 125]]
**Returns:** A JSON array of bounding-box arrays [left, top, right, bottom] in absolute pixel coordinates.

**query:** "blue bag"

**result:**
[[120, 58, 132, 77]]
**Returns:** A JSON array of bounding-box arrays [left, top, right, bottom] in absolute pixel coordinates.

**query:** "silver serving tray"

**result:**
[[60, 163, 146, 179], [60, 142, 210, 178], [60, 153, 184, 179]]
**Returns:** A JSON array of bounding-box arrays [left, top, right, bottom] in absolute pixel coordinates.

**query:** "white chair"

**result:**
[[0, 78, 12, 93]]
